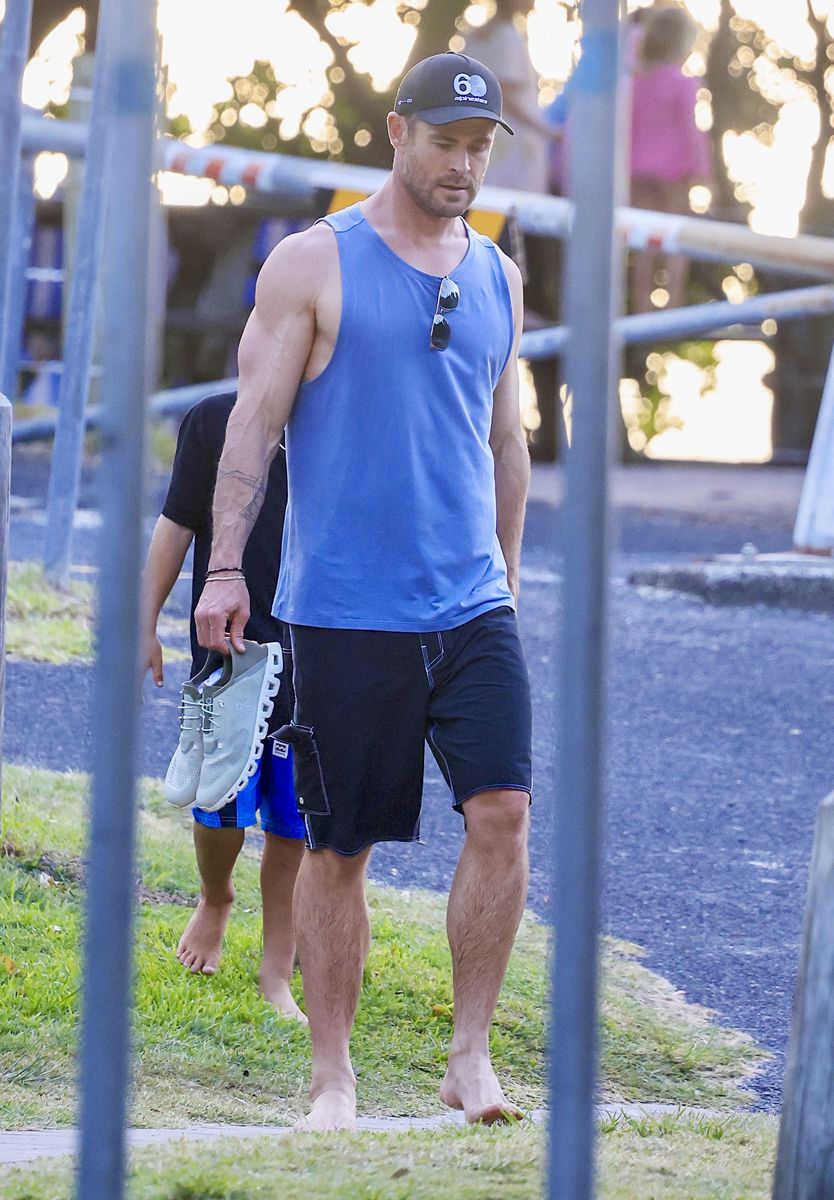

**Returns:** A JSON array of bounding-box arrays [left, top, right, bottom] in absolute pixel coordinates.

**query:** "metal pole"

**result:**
[[773, 791, 834, 1197], [43, 5, 116, 584], [1, 152, 37, 402], [549, 3, 624, 1199], [75, 0, 158, 1196], [12, 377, 238, 443], [0, 396, 11, 814], [521, 283, 834, 360], [0, 0, 34, 382]]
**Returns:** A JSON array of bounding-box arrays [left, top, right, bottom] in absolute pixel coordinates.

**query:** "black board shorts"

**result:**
[[275, 606, 533, 856]]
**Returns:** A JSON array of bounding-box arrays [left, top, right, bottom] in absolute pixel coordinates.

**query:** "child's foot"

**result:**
[[176, 898, 232, 974], [259, 968, 308, 1023]]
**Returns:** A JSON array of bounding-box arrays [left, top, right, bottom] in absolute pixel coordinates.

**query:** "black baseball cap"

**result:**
[[394, 52, 514, 135]]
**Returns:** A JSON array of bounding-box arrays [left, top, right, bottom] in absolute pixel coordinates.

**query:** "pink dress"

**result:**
[[630, 64, 711, 184]]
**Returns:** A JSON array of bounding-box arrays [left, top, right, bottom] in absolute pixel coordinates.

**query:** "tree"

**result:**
[[706, 0, 834, 460], [31, 1, 99, 51]]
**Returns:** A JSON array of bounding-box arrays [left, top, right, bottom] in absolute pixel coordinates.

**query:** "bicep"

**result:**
[[234, 233, 323, 440], [236, 295, 315, 441]]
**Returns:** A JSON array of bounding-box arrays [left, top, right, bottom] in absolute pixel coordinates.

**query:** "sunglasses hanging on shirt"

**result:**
[[430, 276, 460, 351]]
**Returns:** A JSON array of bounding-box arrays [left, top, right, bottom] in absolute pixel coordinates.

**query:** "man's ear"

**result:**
[[387, 111, 409, 151]]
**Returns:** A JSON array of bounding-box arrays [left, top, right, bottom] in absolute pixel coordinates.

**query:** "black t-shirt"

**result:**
[[162, 391, 288, 674]]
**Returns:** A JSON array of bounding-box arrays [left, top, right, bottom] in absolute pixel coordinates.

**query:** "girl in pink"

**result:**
[[630, 6, 711, 310]]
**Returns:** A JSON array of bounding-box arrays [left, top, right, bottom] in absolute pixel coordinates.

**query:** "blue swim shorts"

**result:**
[[193, 660, 305, 840]]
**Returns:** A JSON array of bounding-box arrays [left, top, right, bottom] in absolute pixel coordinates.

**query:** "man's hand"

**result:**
[[194, 579, 251, 654]]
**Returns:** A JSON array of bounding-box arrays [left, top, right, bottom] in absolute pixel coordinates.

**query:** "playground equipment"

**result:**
[[16, 105, 834, 556], [2, 3, 834, 1197]]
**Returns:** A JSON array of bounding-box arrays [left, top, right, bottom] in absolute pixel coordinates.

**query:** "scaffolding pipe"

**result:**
[[14, 283, 834, 443], [43, 2, 116, 584], [521, 284, 834, 360], [12, 377, 238, 443], [75, 0, 159, 1195], [21, 111, 88, 155], [0, 0, 34, 385], [0, 396, 10, 814], [20, 110, 834, 278], [550, 2, 625, 1198], [1, 153, 36, 402]]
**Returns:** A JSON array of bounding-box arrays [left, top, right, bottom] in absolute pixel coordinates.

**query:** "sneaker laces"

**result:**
[[201, 695, 219, 746], [179, 693, 202, 731]]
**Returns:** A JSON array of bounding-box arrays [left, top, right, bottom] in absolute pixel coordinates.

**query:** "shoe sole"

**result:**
[[195, 643, 283, 813]]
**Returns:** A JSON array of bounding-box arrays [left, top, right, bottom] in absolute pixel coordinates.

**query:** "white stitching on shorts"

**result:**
[[427, 721, 458, 801]]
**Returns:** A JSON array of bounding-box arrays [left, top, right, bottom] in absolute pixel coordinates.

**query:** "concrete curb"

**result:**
[[630, 555, 834, 614], [1, 1105, 771, 1166]]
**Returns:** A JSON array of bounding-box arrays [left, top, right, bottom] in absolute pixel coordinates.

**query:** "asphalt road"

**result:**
[[6, 449, 832, 1111]]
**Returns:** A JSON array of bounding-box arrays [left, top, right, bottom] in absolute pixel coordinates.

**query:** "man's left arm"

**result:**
[[490, 253, 531, 602]]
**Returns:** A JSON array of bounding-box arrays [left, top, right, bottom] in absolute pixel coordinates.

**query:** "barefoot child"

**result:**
[[141, 389, 305, 1020]]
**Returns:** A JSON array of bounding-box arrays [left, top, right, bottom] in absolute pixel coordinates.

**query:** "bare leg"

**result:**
[[632, 248, 659, 314], [664, 251, 690, 309], [440, 790, 530, 1124], [259, 831, 306, 1021], [292, 846, 372, 1131], [659, 180, 692, 309], [630, 176, 663, 314], [177, 824, 243, 974]]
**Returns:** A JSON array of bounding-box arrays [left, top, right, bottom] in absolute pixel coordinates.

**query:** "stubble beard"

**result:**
[[401, 157, 478, 220]]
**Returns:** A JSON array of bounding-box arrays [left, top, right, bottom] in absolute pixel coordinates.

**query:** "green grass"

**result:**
[[0, 1116, 780, 1199], [0, 764, 766, 1135], [5, 562, 189, 665], [6, 562, 95, 663]]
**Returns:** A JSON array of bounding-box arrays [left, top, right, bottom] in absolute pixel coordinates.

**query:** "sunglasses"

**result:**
[[430, 276, 460, 351]]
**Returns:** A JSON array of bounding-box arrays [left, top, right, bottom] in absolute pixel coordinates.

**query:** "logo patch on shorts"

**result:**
[[272, 740, 290, 759]]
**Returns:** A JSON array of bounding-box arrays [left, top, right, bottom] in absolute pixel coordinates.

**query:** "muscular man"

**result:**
[[195, 52, 533, 1131]]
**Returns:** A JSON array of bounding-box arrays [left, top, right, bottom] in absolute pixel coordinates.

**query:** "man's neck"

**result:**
[[363, 178, 469, 249]]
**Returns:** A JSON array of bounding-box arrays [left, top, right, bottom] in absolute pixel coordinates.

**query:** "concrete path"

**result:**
[[1, 1104, 753, 1165]]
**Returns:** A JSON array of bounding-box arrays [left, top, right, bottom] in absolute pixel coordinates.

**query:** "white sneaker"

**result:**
[[163, 651, 231, 808], [195, 640, 283, 813]]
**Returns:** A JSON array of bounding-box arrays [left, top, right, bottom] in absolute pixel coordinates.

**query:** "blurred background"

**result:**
[[7, 0, 834, 466]]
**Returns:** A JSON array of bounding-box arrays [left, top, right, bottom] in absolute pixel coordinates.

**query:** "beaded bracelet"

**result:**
[[206, 566, 242, 577]]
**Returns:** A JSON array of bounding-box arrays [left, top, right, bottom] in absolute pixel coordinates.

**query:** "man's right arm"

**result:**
[[194, 227, 327, 653]]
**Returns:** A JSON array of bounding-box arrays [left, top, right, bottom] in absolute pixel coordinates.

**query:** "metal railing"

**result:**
[[2, 9, 834, 1198]]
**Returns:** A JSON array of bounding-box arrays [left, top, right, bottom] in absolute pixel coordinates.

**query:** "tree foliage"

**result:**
[[705, 0, 834, 234]]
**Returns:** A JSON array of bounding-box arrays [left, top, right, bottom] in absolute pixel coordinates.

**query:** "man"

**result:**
[[141, 391, 306, 1020], [195, 52, 533, 1131]]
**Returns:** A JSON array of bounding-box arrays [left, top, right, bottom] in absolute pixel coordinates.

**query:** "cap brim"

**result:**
[[418, 106, 514, 136]]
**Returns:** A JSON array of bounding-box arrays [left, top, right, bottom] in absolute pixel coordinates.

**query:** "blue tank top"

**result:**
[[273, 203, 515, 633]]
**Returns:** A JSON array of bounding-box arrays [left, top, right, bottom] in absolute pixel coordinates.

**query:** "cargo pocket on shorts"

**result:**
[[271, 724, 331, 817]]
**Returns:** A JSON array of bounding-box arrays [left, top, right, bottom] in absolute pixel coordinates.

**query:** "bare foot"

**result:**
[[176, 898, 232, 974], [293, 1087, 357, 1132], [440, 1052, 524, 1125], [258, 970, 308, 1024]]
